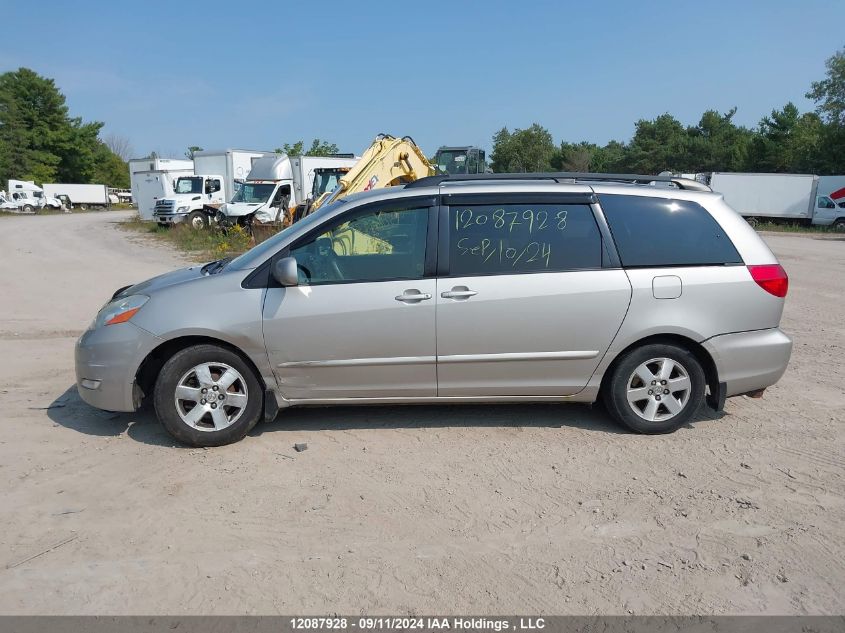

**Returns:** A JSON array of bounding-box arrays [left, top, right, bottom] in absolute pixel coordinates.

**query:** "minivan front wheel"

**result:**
[[604, 343, 705, 434], [154, 344, 263, 446]]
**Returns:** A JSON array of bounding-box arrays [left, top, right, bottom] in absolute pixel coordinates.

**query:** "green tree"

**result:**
[[490, 123, 555, 172], [685, 108, 753, 172], [806, 46, 845, 173], [746, 103, 825, 173], [91, 143, 130, 188], [624, 113, 688, 173], [275, 138, 339, 156], [185, 146, 203, 160], [807, 46, 845, 125], [0, 67, 112, 186]]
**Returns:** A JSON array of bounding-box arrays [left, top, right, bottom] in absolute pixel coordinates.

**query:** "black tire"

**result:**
[[603, 343, 705, 434], [153, 344, 263, 447], [833, 219, 845, 232], [187, 211, 209, 230], [79, 203, 88, 210], [745, 216, 760, 228], [22, 204, 35, 214]]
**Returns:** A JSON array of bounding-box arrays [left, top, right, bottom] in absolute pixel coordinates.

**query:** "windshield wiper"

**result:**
[[201, 258, 231, 275]]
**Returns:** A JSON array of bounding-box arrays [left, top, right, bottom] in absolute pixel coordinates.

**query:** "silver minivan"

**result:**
[[76, 173, 792, 446]]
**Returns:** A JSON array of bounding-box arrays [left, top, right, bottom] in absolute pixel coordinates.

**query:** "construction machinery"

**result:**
[[300, 134, 435, 219], [433, 145, 488, 175]]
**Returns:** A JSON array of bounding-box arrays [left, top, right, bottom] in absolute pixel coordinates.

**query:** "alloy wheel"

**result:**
[[626, 357, 691, 422], [174, 362, 249, 431]]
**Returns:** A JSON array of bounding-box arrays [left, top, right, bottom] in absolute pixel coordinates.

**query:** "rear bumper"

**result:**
[[703, 328, 792, 398]]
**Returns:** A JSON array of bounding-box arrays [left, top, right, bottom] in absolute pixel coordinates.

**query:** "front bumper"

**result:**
[[703, 328, 792, 398], [154, 212, 187, 225], [75, 322, 162, 412]]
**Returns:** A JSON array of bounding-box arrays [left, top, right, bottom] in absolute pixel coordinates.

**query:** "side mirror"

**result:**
[[272, 256, 299, 286]]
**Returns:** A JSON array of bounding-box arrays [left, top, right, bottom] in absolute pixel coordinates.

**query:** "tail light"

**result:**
[[748, 264, 788, 298]]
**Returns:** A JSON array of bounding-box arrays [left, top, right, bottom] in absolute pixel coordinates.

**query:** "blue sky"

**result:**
[[2, 0, 843, 159]]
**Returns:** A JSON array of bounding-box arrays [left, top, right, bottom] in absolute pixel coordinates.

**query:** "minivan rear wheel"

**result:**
[[153, 344, 263, 446], [603, 343, 705, 434]]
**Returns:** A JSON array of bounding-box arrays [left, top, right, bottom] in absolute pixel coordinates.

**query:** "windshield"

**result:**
[[435, 150, 468, 174], [231, 183, 276, 204], [228, 198, 350, 270], [312, 170, 344, 198], [175, 177, 203, 194]]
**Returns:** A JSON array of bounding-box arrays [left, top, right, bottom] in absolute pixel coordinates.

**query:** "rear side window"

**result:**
[[600, 194, 742, 267], [448, 203, 602, 275]]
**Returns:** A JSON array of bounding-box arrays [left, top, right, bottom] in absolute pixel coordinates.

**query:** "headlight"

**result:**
[[176, 206, 190, 213], [93, 295, 149, 329]]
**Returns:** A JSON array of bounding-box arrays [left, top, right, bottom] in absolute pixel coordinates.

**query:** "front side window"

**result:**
[[600, 194, 742, 267], [818, 196, 836, 209], [290, 206, 429, 285], [448, 203, 602, 276]]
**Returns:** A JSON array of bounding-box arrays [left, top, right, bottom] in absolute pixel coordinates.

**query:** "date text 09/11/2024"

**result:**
[[289, 618, 547, 631]]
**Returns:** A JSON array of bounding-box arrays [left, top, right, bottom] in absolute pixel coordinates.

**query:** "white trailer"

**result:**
[[42, 183, 110, 209], [133, 169, 194, 220], [709, 172, 845, 228]]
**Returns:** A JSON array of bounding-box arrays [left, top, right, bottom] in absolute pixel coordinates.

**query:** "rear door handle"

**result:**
[[441, 288, 478, 299], [395, 290, 432, 303]]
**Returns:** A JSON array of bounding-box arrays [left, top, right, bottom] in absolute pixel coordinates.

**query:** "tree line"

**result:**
[[0, 68, 130, 189], [490, 47, 845, 176]]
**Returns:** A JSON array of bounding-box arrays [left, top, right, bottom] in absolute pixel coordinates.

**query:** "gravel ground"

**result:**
[[0, 211, 842, 614]]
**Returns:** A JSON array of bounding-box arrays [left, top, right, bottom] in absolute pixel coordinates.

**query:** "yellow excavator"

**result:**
[[295, 133, 435, 221]]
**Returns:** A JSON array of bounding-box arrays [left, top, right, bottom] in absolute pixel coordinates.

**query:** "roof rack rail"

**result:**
[[405, 172, 711, 192]]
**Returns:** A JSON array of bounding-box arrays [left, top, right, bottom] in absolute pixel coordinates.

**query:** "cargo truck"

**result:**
[[133, 169, 194, 220], [709, 172, 845, 230], [153, 149, 273, 226], [41, 183, 108, 210], [129, 157, 193, 216], [217, 154, 357, 228]]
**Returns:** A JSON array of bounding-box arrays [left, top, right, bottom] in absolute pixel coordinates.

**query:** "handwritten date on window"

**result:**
[[453, 207, 569, 270]]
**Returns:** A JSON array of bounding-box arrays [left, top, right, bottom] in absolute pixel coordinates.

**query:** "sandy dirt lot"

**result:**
[[0, 211, 842, 615]]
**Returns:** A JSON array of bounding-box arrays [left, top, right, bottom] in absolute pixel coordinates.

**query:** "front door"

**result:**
[[262, 202, 437, 400], [435, 196, 631, 397]]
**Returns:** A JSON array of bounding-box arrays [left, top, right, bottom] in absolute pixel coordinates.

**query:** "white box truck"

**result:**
[[129, 157, 193, 212], [709, 172, 845, 229], [41, 183, 109, 210], [153, 149, 273, 226], [218, 155, 358, 227], [134, 169, 194, 220]]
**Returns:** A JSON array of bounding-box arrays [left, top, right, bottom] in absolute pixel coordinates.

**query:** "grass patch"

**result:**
[[121, 215, 260, 261], [755, 221, 841, 234]]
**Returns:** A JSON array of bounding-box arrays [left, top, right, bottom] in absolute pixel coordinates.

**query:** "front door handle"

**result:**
[[441, 287, 478, 300], [395, 289, 432, 303]]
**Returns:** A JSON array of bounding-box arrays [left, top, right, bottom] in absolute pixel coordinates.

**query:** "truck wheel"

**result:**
[[603, 343, 705, 434], [153, 344, 263, 447], [22, 204, 35, 214], [833, 219, 845, 232], [79, 203, 88, 211], [745, 217, 760, 228], [187, 211, 209, 230]]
